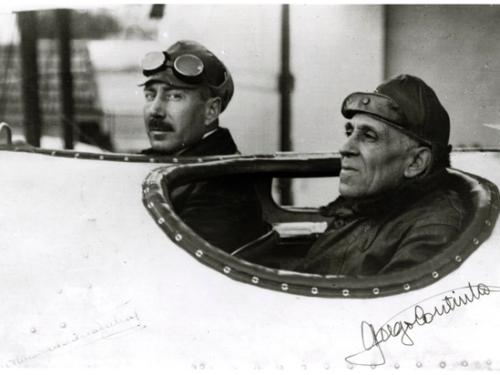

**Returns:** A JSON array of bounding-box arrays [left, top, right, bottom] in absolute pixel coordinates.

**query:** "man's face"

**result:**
[[339, 113, 415, 198], [143, 82, 208, 154]]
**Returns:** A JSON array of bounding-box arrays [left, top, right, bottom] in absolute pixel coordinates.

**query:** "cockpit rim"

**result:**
[[141, 155, 500, 299]]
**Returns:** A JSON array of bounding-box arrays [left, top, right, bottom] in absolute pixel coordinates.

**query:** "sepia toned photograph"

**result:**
[[0, 2, 499, 371]]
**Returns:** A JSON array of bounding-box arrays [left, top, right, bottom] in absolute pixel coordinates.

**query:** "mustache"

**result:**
[[147, 118, 174, 131]]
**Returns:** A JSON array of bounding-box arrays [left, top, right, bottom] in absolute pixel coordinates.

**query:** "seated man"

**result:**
[[297, 74, 465, 276], [140, 40, 268, 251]]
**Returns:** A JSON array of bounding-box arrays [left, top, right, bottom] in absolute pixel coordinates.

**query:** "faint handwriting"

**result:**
[[2, 310, 145, 367]]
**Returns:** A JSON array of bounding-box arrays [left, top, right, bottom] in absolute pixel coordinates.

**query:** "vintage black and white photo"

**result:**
[[0, 3, 499, 371]]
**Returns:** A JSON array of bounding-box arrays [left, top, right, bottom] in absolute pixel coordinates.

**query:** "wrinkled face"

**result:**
[[339, 113, 415, 198], [143, 82, 208, 154]]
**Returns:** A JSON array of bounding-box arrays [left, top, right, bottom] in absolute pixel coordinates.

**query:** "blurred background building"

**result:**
[[1, 4, 500, 153]]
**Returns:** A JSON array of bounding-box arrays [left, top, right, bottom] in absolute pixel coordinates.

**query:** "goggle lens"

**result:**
[[173, 54, 204, 77], [142, 51, 166, 71], [142, 51, 204, 78]]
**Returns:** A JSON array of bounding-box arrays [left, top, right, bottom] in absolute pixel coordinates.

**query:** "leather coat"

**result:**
[[297, 170, 465, 276]]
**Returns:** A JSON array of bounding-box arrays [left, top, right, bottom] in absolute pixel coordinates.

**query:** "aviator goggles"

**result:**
[[140, 49, 234, 111], [142, 51, 206, 83]]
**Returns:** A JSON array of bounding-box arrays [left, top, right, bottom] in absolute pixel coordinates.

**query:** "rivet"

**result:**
[[416, 361, 422, 368], [99, 155, 104, 160], [432, 271, 439, 279], [373, 288, 380, 295], [403, 284, 411, 291], [30, 327, 37, 334], [60, 322, 66, 329], [362, 97, 370, 105], [455, 255, 462, 263], [199, 363, 205, 370], [251, 276, 259, 284], [197, 158, 203, 162], [485, 220, 491, 226], [473, 238, 479, 245], [461, 360, 468, 367], [173, 158, 178, 163], [144, 187, 150, 194], [195, 250, 203, 258], [311, 287, 319, 295], [51, 151, 56, 156], [157, 217, 165, 225], [223, 266, 231, 274], [74, 153, 80, 158], [149, 158, 155, 163], [394, 363, 400, 369], [281, 283, 289, 292], [486, 359, 492, 365], [124, 156, 129, 162], [342, 289, 349, 297], [439, 361, 446, 368], [147, 202, 154, 209], [175, 233, 182, 241]]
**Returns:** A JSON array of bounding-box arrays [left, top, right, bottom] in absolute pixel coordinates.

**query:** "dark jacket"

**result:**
[[144, 128, 268, 252], [297, 170, 465, 276]]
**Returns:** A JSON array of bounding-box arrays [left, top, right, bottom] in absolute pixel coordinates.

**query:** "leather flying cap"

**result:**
[[341, 74, 450, 146], [141, 40, 234, 112]]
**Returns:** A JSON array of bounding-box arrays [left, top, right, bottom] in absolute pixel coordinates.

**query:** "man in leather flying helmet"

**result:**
[[140, 40, 268, 251], [296, 74, 465, 276]]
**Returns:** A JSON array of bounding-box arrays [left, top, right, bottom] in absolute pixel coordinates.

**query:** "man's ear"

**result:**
[[204, 97, 222, 126], [404, 146, 433, 178]]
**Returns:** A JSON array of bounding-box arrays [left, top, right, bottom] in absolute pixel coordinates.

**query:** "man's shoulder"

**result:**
[[182, 127, 239, 157], [393, 183, 465, 230]]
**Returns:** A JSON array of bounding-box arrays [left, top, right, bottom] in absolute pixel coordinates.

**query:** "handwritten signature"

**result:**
[[345, 282, 500, 367]]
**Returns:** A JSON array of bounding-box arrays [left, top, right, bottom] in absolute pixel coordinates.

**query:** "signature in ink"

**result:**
[[345, 282, 500, 367]]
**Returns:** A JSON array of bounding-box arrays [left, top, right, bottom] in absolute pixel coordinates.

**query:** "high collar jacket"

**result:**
[[144, 128, 268, 252]]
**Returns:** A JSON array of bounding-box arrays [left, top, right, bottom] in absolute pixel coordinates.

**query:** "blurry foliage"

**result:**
[[36, 10, 122, 39]]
